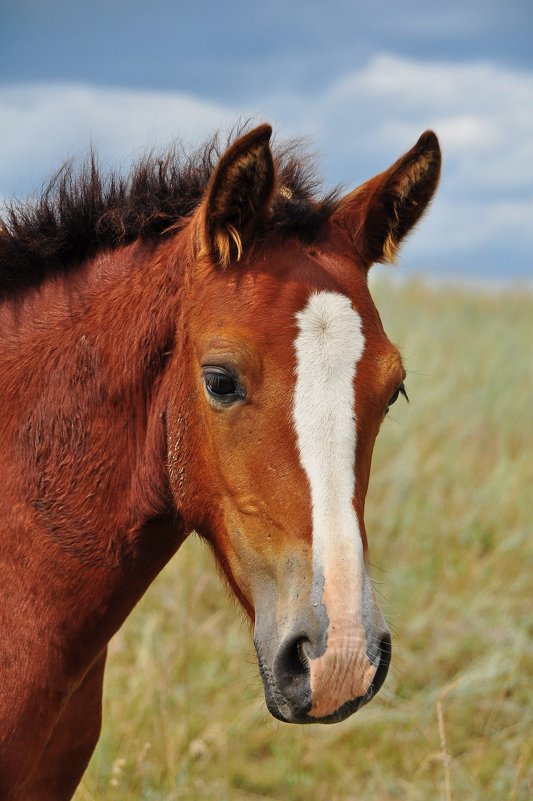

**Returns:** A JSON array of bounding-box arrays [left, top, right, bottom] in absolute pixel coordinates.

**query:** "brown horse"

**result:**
[[0, 124, 440, 799]]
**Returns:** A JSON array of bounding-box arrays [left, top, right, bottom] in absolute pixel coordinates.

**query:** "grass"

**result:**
[[75, 277, 532, 801]]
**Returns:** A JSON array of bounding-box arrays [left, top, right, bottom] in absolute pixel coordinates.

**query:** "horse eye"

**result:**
[[202, 367, 244, 405], [386, 382, 408, 414]]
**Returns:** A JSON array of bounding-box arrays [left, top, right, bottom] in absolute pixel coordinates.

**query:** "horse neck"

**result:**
[[1, 233, 190, 569]]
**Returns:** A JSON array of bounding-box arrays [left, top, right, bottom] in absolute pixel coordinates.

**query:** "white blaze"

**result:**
[[292, 293, 382, 717], [293, 291, 365, 586]]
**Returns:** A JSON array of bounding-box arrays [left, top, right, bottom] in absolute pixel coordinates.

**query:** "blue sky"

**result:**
[[2, 0, 532, 279]]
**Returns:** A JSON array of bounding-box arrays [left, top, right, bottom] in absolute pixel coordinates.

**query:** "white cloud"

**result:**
[[1, 54, 532, 277], [270, 55, 533, 275], [1, 83, 239, 197], [309, 55, 533, 189]]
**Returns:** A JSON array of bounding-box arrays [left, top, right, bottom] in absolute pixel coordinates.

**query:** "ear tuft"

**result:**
[[201, 124, 275, 267], [333, 131, 441, 268]]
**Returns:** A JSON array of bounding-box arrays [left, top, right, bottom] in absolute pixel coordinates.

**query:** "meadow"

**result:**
[[75, 278, 532, 801]]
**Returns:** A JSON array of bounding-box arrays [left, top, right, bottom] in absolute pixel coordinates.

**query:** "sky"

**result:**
[[1, 0, 532, 280]]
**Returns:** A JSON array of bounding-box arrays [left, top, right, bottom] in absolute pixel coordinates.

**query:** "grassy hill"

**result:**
[[75, 278, 532, 801]]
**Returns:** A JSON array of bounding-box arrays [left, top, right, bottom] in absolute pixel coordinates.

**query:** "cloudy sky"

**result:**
[[1, 0, 532, 279]]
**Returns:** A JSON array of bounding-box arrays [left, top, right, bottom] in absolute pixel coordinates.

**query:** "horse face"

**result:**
[[167, 126, 440, 723]]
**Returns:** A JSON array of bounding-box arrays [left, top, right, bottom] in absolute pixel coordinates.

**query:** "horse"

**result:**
[[0, 123, 440, 799]]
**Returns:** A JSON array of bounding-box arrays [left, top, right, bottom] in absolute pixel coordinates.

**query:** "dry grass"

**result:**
[[75, 278, 532, 801]]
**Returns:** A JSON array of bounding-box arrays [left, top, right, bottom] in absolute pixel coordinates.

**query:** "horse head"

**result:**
[[165, 125, 440, 723]]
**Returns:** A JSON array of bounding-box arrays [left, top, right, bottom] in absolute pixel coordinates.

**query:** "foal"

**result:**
[[0, 124, 440, 799]]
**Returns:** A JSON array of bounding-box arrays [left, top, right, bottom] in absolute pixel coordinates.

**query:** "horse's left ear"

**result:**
[[332, 131, 441, 268], [199, 124, 275, 267]]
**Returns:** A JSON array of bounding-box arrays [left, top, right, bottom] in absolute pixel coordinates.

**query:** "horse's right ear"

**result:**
[[199, 124, 275, 268]]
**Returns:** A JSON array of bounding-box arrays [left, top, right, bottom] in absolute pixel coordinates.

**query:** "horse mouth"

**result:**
[[256, 632, 392, 724]]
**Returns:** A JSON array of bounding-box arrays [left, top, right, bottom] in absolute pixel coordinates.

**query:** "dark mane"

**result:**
[[0, 127, 339, 296]]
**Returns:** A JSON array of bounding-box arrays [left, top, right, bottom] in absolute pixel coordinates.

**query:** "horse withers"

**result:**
[[0, 124, 440, 799]]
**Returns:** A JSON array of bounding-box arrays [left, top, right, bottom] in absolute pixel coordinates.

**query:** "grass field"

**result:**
[[74, 278, 532, 801]]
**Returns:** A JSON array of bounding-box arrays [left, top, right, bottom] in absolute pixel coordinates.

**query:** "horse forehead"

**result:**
[[198, 272, 361, 328], [191, 248, 383, 355]]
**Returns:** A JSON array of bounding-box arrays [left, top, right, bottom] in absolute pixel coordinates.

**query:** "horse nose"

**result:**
[[271, 628, 392, 721]]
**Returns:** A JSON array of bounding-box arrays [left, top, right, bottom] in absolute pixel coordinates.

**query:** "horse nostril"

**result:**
[[368, 632, 392, 699], [296, 639, 310, 672], [276, 635, 310, 680], [273, 635, 312, 712]]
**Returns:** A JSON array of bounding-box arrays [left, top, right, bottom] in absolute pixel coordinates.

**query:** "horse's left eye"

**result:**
[[386, 382, 408, 414], [202, 367, 245, 405]]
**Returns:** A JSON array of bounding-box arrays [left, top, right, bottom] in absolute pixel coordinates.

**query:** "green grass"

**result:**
[[75, 278, 532, 801]]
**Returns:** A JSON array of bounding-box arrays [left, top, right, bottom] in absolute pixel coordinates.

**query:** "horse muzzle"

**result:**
[[255, 623, 391, 724]]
